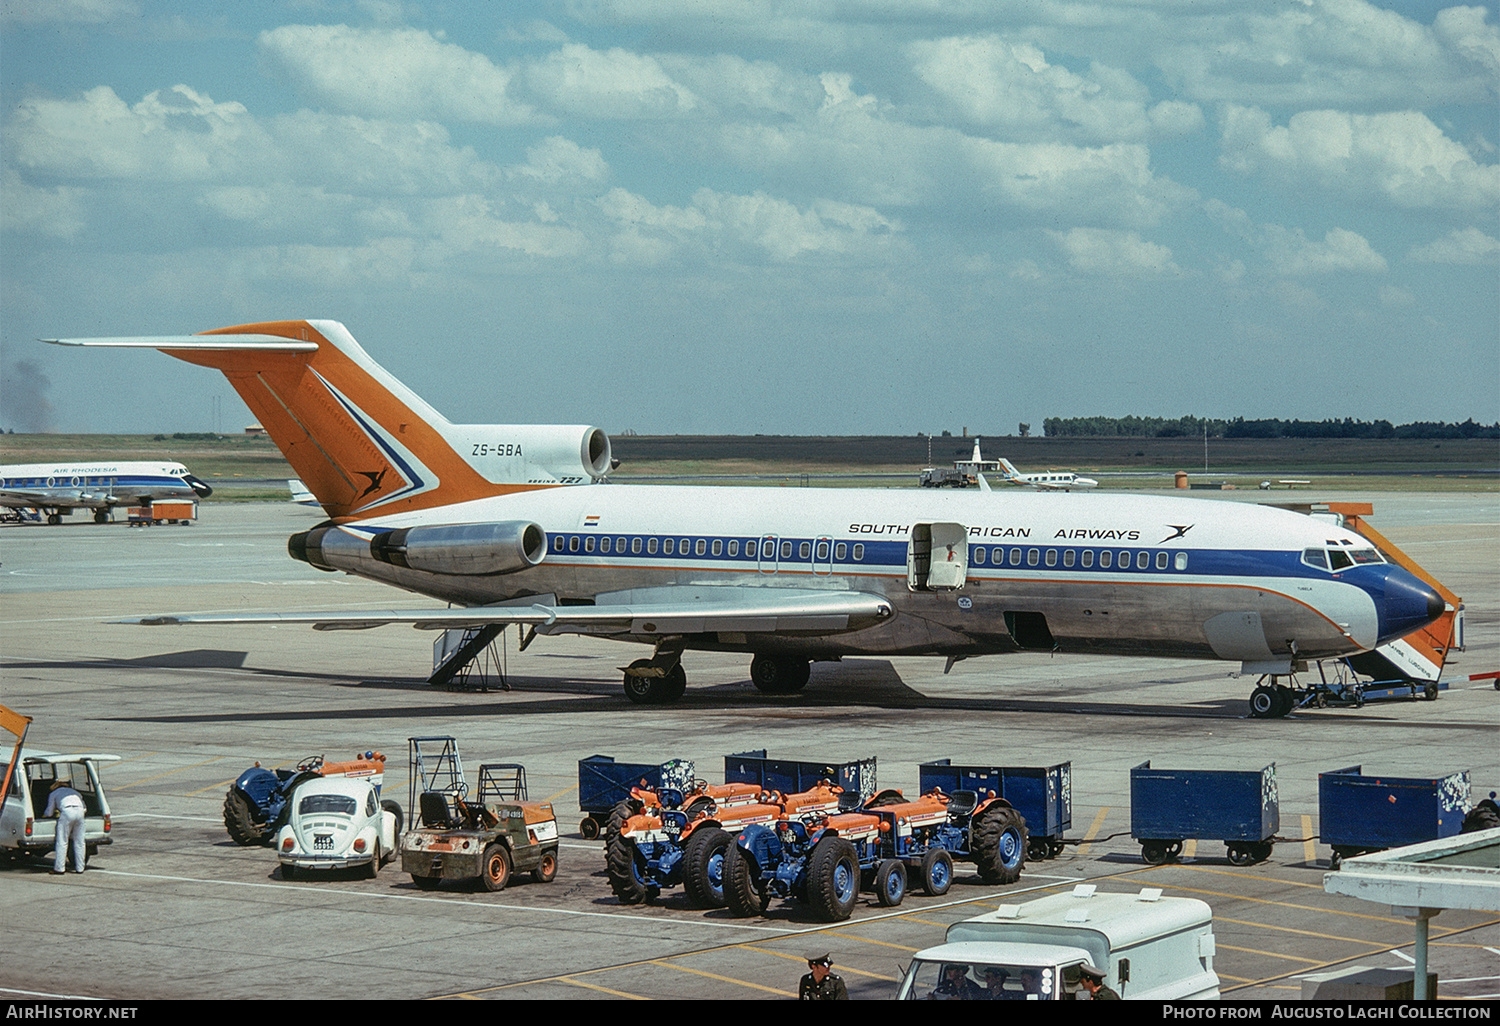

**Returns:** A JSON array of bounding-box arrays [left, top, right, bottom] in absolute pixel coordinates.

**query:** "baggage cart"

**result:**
[[576, 754, 695, 839], [1319, 764, 1471, 868], [1130, 760, 1279, 865], [723, 749, 876, 804], [919, 758, 1072, 860]]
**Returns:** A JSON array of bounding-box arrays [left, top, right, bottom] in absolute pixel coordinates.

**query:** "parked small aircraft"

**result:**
[[996, 458, 1098, 491], [45, 320, 1443, 716], [0, 462, 211, 524]]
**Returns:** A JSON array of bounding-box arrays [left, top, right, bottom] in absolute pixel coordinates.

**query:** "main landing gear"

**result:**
[[749, 655, 810, 695], [621, 651, 815, 704], [1248, 677, 1298, 719]]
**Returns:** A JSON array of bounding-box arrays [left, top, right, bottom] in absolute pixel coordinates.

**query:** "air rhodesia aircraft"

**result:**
[[0, 462, 211, 524], [45, 320, 1443, 715]]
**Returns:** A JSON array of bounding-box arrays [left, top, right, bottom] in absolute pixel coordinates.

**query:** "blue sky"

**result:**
[[2, 0, 1496, 436]]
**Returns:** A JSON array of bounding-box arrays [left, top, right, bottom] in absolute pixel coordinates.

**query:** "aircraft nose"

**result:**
[[185, 474, 213, 497], [1375, 566, 1445, 645]]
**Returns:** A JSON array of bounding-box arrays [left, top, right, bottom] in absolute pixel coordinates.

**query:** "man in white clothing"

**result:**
[[43, 779, 87, 874]]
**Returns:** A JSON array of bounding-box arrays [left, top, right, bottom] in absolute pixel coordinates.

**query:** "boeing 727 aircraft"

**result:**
[[45, 320, 1443, 716], [0, 461, 211, 524]]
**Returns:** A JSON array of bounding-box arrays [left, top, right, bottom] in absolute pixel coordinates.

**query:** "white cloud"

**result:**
[[0, 0, 137, 24], [508, 136, 609, 186], [909, 34, 1203, 143], [1, 169, 86, 238], [1220, 105, 1500, 211], [258, 25, 541, 126], [1047, 227, 1180, 276], [1408, 226, 1500, 264], [1263, 225, 1387, 275], [521, 43, 697, 119], [596, 186, 897, 263]]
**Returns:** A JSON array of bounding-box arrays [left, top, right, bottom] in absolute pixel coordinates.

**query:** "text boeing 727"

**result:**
[[0, 462, 211, 524], [45, 320, 1443, 716]]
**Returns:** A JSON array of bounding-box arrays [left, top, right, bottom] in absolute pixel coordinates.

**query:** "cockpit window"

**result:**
[[1302, 548, 1328, 570], [1350, 548, 1383, 564], [1328, 549, 1354, 571]]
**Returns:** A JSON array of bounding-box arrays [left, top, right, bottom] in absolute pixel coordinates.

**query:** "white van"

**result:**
[[0, 751, 120, 863], [896, 886, 1220, 1000]]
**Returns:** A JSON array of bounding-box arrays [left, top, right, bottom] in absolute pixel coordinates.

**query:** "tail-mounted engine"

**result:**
[[291, 521, 546, 576], [453, 424, 613, 484]]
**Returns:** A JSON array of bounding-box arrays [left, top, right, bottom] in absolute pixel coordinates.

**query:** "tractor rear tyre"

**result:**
[[223, 790, 271, 847], [682, 827, 732, 909], [480, 843, 513, 892], [919, 848, 953, 896], [532, 849, 559, 884], [807, 836, 860, 922], [749, 655, 810, 695], [874, 859, 907, 908], [605, 830, 652, 905], [974, 807, 1028, 885], [723, 843, 770, 917]]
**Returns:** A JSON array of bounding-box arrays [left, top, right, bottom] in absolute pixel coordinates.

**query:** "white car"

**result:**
[[276, 777, 401, 879]]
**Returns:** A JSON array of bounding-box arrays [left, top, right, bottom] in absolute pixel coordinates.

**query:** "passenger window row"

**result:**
[[550, 534, 869, 563], [972, 547, 1189, 571]]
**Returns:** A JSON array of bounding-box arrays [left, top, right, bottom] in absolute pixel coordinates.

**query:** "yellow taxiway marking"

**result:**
[[824, 930, 920, 954], [650, 959, 795, 997], [545, 784, 579, 803], [1302, 814, 1317, 865], [737, 945, 895, 981], [1075, 807, 1110, 855], [1216, 942, 1326, 966], [111, 755, 226, 792], [1183, 839, 1198, 859], [1133, 874, 1432, 927], [558, 978, 649, 1000]]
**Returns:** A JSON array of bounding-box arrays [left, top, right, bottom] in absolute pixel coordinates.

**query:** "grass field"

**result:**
[[2, 432, 1494, 500]]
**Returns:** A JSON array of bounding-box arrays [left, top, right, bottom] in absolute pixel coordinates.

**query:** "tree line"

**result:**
[[1041, 416, 1499, 439]]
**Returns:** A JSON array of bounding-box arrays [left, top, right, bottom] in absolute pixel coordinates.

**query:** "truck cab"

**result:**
[[895, 887, 1219, 1000], [1, 751, 120, 862]]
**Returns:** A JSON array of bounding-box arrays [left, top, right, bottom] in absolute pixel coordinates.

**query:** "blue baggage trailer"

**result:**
[[1319, 765, 1471, 868], [918, 759, 1072, 860], [723, 749, 876, 804], [576, 754, 696, 838], [1130, 760, 1279, 865]]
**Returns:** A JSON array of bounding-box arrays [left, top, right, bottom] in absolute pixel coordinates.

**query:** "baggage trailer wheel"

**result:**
[[579, 816, 600, 840]]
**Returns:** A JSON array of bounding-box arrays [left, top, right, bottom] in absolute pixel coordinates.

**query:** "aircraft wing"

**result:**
[[114, 586, 894, 637]]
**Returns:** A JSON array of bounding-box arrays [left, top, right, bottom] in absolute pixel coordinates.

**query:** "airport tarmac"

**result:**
[[1, 494, 1496, 1002]]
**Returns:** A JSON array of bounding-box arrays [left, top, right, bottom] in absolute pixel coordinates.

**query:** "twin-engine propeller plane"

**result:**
[[45, 320, 1444, 716], [1, 461, 211, 524]]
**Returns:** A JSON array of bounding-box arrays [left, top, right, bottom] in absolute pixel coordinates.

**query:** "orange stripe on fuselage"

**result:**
[[168, 321, 545, 520]]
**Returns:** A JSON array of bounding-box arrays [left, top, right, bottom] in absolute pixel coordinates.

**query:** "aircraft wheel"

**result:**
[[1273, 687, 1295, 718], [47, 513, 61, 526], [622, 660, 685, 705], [93, 510, 109, 524], [749, 655, 810, 694], [1249, 685, 1279, 718]]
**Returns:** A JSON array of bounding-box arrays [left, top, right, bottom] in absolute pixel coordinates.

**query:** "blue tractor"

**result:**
[[222, 752, 388, 846]]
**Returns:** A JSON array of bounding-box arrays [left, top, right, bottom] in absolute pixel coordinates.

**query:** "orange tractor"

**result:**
[[607, 779, 844, 908]]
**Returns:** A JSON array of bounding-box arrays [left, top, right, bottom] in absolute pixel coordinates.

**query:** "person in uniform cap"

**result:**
[[1077, 963, 1121, 1000], [799, 953, 849, 1000]]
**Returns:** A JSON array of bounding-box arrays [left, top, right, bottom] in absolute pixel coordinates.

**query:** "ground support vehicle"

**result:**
[[276, 777, 400, 879], [401, 738, 560, 891], [896, 887, 1219, 1000], [724, 749, 877, 804], [1130, 761, 1279, 866], [222, 750, 388, 846], [0, 751, 119, 866], [723, 799, 891, 922], [577, 754, 695, 839], [1320, 764, 1471, 868], [608, 782, 842, 908], [125, 500, 197, 526], [920, 759, 1071, 861], [863, 788, 1030, 896]]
